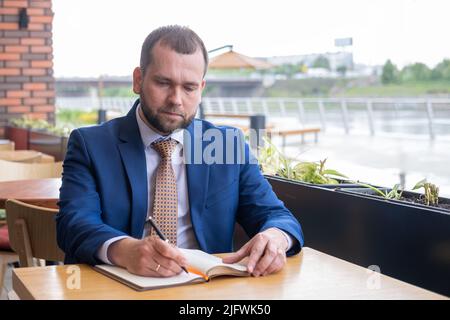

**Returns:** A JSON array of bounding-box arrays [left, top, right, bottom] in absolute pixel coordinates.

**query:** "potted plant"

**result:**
[[6, 116, 71, 161], [258, 137, 355, 188], [260, 139, 450, 296]]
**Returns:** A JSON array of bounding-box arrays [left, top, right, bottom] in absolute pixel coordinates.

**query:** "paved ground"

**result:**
[[276, 131, 450, 197]]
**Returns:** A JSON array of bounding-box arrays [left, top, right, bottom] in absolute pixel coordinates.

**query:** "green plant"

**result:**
[[9, 115, 72, 137], [9, 115, 51, 130], [258, 136, 287, 176], [413, 179, 439, 206], [292, 158, 347, 184], [258, 137, 347, 184], [357, 183, 403, 200]]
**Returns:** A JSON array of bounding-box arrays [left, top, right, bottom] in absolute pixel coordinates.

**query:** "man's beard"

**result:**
[[139, 95, 196, 135]]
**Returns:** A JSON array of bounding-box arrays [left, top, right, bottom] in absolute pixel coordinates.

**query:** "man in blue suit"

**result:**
[[57, 25, 303, 278]]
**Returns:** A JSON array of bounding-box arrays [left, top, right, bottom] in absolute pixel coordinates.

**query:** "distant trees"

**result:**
[[381, 58, 450, 84], [273, 62, 306, 79], [381, 60, 399, 84], [312, 56, 331, 70], [400, 63, 431, 82], [431, 59, 450, 80]]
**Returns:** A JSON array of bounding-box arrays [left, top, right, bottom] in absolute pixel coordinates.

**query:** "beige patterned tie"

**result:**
[[150, 138, 179, 245]]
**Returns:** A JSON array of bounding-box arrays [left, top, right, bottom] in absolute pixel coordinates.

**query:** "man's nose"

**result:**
[[168, 86, 182, 105]]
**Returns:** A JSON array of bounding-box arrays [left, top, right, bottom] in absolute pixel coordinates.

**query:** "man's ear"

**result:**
[[132, 67, 142, 94], [200, 79, 206, 92]]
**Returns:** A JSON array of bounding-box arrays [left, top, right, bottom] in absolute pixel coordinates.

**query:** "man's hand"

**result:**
[[222, 227, 288, 277], [107, 236, 188, 277]]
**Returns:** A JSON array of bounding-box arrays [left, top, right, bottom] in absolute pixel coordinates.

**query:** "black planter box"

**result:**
[[266, 175, 450, 296]]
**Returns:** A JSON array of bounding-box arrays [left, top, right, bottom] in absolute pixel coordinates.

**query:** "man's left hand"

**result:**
[[222, 227, 288, 277]]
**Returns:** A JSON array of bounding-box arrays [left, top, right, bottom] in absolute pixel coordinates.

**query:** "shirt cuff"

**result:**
[[278, 229, 294, 251], [97, 235, 131, 265]]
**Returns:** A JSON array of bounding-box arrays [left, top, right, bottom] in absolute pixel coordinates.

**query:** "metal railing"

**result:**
[[202, 97, 450, 140], [55, 96, 450, 140]]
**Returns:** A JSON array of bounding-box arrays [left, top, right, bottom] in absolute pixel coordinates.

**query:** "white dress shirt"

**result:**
[[97, 104, 292, 264]]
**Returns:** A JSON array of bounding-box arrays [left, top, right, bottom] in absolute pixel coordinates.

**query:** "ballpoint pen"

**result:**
[[145, 216, 189, 274]]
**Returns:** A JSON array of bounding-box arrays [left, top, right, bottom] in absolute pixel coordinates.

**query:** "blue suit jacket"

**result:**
[[57, 100, 304, 264]]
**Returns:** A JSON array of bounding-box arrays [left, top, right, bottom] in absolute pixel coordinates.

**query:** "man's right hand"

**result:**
[[107, 236, 188, 277]]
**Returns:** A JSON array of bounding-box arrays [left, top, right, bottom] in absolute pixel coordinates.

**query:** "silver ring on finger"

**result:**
[[155, 263, 161, 272]]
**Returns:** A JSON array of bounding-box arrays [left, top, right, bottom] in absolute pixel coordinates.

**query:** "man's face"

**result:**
[[133, 42, 206, 135]]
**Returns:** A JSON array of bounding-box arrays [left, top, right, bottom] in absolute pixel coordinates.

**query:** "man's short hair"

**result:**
[[140, 25, 209, 77]]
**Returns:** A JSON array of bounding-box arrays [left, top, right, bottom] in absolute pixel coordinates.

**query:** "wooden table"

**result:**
[[0, 150, 54, 163], [12, 247, 447, 300], [0, 178, 61, 209]]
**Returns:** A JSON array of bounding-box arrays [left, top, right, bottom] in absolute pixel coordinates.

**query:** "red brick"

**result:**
[[33, 105, 54, 112], [28, 113, 47, 120], [31, 60, 53, 68], [0, 38, 20, 45], [0, 8, 19, 15], [0, 53, 20, 60], [28, 23, 45, 31], [0, 98, 21, 106], [30, 16, 53, 24], [0, 23, 19, 30], [3, 1, 28, 8], [30, 1, 52, 9], [0, 68, 20, 76], [29, 31, 52, 39], [7, 90, 31, 98], [23, 83, 47, 91], [32, 90, 54, 98], [31, 46, 52, 53], [24, 98, 47, 105], [8, 106, 31, 113], [21, 38, 46, 46], [5, 45, 29, 53], [23, 68, 47, 76], [6, 60, 29, 68], [26, 8, 45, 16]]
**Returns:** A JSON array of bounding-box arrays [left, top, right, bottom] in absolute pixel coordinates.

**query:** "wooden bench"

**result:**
[[268, 127, 321, 147], [215, 123, 275, 134], [204, 113, 251, 119]]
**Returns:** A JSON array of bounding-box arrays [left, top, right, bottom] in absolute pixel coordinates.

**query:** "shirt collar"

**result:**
[[136, 103, 184, 148]]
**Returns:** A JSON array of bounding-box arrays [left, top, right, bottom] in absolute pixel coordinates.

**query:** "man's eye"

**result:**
[[157, 81, 169, 86], [184, 86, 196, 92]]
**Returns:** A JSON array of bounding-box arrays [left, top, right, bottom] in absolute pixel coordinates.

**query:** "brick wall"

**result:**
[[0, 0, 54, 137]]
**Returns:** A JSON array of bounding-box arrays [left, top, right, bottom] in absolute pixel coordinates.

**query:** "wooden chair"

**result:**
[[5, 199, 64, 268], [0, 160, 62, 182], [0, 224, 18, 295]]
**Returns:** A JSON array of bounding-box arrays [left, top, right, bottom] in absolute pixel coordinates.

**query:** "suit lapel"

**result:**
[[185, 120, 209, 251], [117, 100, 148, 238]]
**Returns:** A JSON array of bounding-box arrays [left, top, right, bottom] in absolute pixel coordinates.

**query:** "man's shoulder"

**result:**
[[71, 115, 126, 141]]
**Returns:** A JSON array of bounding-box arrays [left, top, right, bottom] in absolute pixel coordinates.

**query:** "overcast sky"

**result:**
[[52, 0, 450, 77]]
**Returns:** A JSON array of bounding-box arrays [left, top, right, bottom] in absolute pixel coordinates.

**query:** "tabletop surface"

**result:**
[[12, 247, 447, 300], [0, 178, 61, 209], [0, 150, 54, 162]]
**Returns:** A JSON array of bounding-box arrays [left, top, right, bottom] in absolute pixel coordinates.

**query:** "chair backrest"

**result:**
[[0, 141, 14, 151], [0, 160, 62, 182], [5, 199, 64, 267]]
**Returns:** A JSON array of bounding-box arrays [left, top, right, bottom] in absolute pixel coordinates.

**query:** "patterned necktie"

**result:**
[[150, 138, 179, 245]]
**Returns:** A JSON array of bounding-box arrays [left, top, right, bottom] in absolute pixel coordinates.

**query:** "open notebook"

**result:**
[[94, 248, 249, 291]]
